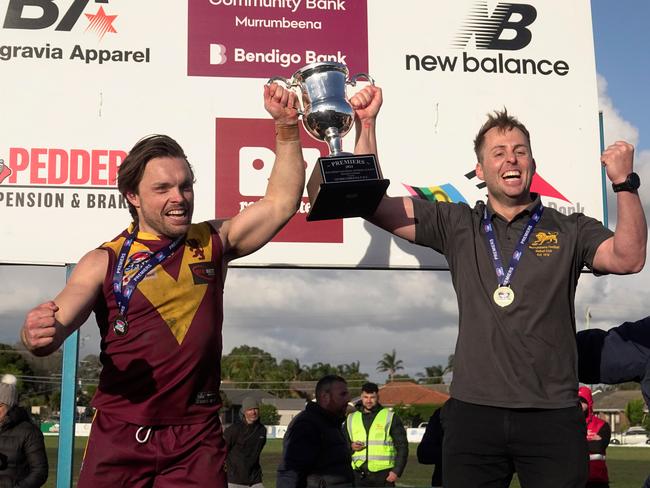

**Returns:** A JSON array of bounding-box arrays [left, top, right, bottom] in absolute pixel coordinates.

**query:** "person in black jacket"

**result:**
[[417, 408, 443, 488], [277, 375, 353, 488], [0, 375, 48, 488], [576, 317, 650, 408], [224, 396, 267, 488], [577, 318, 650, 488]]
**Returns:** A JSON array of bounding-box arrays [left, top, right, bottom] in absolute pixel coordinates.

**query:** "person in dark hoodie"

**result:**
[[576, 317, 650, 488], [0, 375, 48, 488], [578, 386, 610, 488], [224, 396, 267, 488], [277, 375, 353, 488], [344, 382, 408, 487], [416, 408, 443, 488]]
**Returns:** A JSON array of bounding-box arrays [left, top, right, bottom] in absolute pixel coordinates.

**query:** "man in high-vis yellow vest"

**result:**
[[344, 382, 408, 486]]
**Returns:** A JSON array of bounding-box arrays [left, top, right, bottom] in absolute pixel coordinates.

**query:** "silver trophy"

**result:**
[[269, 62, 389, 221]]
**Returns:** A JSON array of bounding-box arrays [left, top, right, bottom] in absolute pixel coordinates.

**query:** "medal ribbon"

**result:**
[[112, 227, 184, 318], [481, 202, 543, 288]]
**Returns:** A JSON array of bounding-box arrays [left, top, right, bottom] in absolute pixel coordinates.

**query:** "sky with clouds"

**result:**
[[1, 1, 649, 385]]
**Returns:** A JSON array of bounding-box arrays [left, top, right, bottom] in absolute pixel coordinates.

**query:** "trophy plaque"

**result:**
[[269, 62, 389, 221]]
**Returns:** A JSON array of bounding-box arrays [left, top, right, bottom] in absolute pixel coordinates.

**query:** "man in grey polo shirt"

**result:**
[[349, 86, 647, 488]]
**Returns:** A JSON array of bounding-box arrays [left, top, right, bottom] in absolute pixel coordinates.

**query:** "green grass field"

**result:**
[[43, 437, 648, 487]]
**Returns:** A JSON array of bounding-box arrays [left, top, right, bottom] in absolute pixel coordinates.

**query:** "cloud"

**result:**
[[223, 268, 459, 380], [571, 74, 650, 334], [0, 266, 65, 316], [597, 74, 639, 147], [598, 74, 650, 232]]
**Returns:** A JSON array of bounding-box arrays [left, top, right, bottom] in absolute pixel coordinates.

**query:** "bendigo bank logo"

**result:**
[[215, 118, 344, 243], [2, 0, 118, 39]]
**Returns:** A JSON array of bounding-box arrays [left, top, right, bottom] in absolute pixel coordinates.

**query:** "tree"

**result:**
[[625, 399, 646, 426], [417, 365, 444, 384], [279, 358, 306, 381], [221, 345, 278, 387], [391, 402, 420, 427], [376, 349, 404, 382], [260, 403, 281, 425]]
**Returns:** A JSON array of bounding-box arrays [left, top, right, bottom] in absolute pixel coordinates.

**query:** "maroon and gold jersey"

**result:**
[[91, 222, 224, 425]]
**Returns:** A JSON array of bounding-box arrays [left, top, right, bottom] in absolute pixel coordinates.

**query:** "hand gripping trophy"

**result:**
[[269, 62, 389, 221]]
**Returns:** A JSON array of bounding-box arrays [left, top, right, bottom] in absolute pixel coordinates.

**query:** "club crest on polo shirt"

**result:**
[[529, 230, 560, 257]]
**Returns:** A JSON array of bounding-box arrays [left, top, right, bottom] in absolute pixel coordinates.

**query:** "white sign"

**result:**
[[0, 0, 602, 268]]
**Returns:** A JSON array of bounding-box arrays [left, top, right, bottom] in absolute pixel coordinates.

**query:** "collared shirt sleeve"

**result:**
[[576, 213, 614, 271], [412, 198, 466, 255]]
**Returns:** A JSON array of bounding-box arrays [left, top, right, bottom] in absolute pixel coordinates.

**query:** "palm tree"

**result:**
[[376, 349, 404, 382], [417, 365, 444, 384]]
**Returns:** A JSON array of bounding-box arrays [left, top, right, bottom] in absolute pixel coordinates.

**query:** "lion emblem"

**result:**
[[531, 231, 558, 246]]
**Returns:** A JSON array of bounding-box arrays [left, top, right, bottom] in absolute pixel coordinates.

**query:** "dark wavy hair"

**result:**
[[117, 134, 194, 222]]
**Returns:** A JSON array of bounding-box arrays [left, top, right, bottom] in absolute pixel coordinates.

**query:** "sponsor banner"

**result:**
[[0, 0, 602, 268], [187, 0, 369, 78]]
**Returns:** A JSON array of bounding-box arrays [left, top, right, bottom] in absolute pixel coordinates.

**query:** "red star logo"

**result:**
[[0, 161, 12, 184], [85, 6, 117, 40]]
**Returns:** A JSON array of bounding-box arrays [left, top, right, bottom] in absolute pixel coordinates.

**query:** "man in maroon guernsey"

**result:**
[[19, 83, 304, 488]]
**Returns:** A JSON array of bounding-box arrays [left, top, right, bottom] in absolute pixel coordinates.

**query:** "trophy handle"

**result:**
[[266, 77, 304, 115], [347, 73, 375, 87], [267, 76, 292, 86]]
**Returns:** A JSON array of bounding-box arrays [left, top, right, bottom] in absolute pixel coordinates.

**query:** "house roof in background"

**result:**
[[592, 389, 646, 411], [376, 381, 450, 406]]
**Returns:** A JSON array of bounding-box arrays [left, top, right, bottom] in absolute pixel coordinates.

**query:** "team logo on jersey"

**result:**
[[529, 230, 560, 257], [189, 262, 217, 285], [187, 238, 206, 260]]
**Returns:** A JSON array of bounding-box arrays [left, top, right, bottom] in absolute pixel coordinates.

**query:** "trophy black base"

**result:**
[[306, 178, 390, 221], [305, 153, 389, 221]]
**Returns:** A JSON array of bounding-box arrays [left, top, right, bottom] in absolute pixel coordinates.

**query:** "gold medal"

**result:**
[[493, 286, 515, 307]]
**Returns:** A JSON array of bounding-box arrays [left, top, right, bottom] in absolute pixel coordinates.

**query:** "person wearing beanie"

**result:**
[[0, 375, 48, 488], [578, 386, 610, 488], [223, 397, 267, 488]]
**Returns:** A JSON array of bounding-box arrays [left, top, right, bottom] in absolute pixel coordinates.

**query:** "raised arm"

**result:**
[[351, 85, 416, 241], [21, 248, 107, 356], [216, 83, 305, 260], [592, 141, 647, 274]]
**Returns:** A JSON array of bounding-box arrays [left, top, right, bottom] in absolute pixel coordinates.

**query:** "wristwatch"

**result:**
[[612, 172, 640, 193]]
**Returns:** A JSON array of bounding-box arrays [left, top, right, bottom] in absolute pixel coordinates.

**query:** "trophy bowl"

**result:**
[[269, 62, 389, 221]]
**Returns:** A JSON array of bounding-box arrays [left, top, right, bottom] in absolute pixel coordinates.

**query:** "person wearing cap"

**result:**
[[0, 375, 48, 488], [223, 397, 267, 488], [578, 386, 610, 488]]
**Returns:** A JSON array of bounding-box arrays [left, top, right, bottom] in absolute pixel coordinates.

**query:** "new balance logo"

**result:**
[[453, 1, 537, 51]]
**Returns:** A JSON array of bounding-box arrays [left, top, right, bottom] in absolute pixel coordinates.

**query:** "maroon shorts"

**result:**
[[77, 411, 227, 488]]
